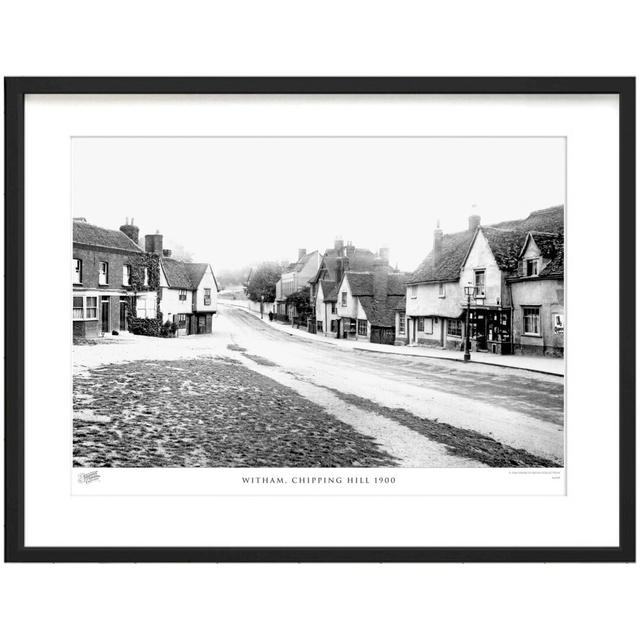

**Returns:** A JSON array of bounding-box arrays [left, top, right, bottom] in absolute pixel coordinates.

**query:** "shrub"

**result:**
[[128, 317, 163, 337]]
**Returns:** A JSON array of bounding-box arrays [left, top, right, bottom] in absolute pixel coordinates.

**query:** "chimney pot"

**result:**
[[120, 219, 140, 245]]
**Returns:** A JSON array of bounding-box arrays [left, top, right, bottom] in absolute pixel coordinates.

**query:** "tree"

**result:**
[[286, 287, 313, 319], [244, 262, 283, 303]]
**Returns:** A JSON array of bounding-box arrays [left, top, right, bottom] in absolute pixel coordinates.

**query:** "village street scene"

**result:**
[[73, 202, 564, 469]]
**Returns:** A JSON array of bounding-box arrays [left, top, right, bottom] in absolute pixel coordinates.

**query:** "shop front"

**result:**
[[467, 307, 512, 355]]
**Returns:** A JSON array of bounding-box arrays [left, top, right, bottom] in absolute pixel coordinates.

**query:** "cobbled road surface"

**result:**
[[73, 306, 564, 468]]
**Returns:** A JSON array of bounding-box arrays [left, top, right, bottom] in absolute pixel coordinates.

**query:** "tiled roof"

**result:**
[[527, 231, 564, 278], [408, 229, 475, 284], [73, 220, 142, 252], [540, 250, 564, 277], [161, 258, 211, 289], [347, 271, 410, 327], [529, 232, 563, 259], [345, 272, 373, 296], [409, 205, 564, 283], [482, 207, 564, 273], [319, 280, 339, 302], [288, 250, 319, 274], [310, 246, 377, 283], [481, 227, 528, 272]]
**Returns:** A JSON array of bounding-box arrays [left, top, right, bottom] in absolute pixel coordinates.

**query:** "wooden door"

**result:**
[[119, 298, 128, 331], [100, 297, 110, 333]]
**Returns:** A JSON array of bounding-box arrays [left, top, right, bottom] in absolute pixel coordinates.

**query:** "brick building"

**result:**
[[72, 218, 157, 339]]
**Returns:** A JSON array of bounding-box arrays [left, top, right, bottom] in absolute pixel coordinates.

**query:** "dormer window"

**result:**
[[526, 259, 539, 277]]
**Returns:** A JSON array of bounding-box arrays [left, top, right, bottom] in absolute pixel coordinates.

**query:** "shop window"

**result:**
[[357, 319, 367, 336], [398, 312, 406, 335], [447, 318, 463, 337]]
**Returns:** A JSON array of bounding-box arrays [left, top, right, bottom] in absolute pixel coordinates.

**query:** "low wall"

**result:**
[[219, 299, 275, 315]]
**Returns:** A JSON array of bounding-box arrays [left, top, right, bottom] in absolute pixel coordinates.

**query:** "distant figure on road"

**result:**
[[268, 311, 273, 322]]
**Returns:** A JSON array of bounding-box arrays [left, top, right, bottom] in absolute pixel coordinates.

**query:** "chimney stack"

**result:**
[[120, 218, 140, 245], [468, 214, 481, 231], [145, 232, 163, 255], [373, 256, 389, 302], [433, 224, 444, 265], [298, 248, 307, 261], [378, 247, 390, 264], [334, 237, 344, 255]]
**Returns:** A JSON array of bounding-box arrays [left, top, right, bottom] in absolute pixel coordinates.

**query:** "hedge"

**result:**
[[128, 317, 163, 336]]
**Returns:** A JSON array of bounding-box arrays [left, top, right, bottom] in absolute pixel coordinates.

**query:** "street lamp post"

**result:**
[[260, 294, 264, 320], [463, 284, 475, 362]]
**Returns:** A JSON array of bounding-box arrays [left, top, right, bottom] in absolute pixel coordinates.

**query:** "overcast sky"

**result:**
[[72, 137, 565, 273]]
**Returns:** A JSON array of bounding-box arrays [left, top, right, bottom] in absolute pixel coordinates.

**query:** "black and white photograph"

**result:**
[[71, 136, 565, 472]]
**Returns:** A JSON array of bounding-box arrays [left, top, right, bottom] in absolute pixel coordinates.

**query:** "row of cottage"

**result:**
[[72, 218, 218, 339], [274, 205, 564, 357]]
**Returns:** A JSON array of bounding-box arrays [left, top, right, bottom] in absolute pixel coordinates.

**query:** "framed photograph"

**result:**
[[5, 77, 635, 562]]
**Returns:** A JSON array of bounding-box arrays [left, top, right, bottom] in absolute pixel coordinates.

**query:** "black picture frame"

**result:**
[[4, 77, 636, 563]]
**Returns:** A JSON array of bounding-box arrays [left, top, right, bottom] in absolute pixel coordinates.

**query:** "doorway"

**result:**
[[119, 297, 128, 331], [100, 297, 110, 334]]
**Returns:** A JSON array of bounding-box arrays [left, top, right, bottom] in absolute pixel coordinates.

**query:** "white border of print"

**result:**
[[24, 94, 618, 548]]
